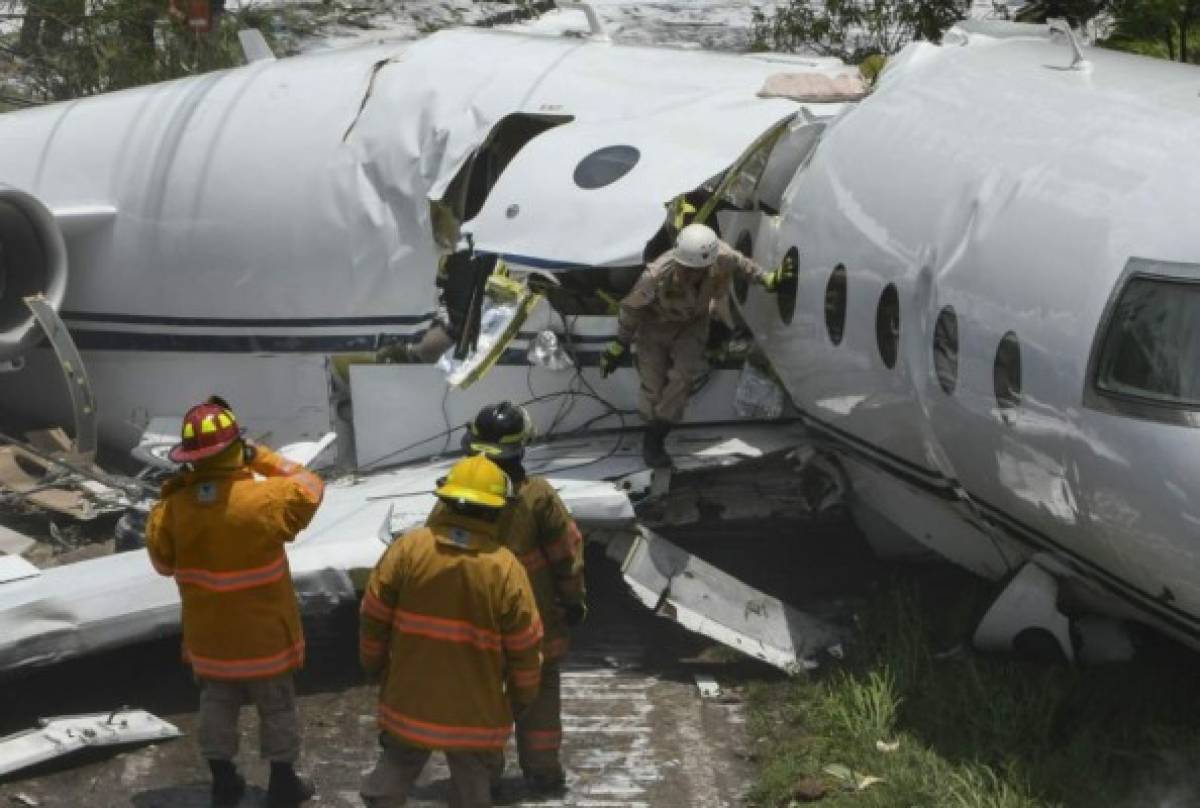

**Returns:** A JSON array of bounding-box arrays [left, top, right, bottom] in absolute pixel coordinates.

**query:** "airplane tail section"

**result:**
[[0, 187, 68, 363]]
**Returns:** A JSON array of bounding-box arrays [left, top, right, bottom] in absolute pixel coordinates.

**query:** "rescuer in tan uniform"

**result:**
[[601, 223, 788, 467], [147, 396, 324, 807], [455, 402, 586, 795], [359, 454, 543, 808]]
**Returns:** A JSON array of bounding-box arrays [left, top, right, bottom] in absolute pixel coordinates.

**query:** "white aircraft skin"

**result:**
[[0, 27, 836, 451], [1, 16, 1199, 666], [730, 26, 1200, 650]]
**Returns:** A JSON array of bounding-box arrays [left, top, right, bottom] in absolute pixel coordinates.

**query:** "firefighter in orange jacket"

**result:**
[[146, 396, 324, 808], [455, 402, 587, 795], [359, 454, 543, 808]]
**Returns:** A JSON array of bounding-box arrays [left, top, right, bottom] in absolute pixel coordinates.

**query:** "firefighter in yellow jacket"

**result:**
[[359, 454, 543, 808], [146, 396, 324, 808], [455, 402, 586, 795]]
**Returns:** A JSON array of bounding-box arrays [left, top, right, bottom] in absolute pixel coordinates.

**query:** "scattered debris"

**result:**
[[621, 527, 846, 673], [822, 763, 884, 791], [875, 739, 900, 753], [8, 793, 39, 806], [0, 710, 181, 778], [694, 672, 723, 699]]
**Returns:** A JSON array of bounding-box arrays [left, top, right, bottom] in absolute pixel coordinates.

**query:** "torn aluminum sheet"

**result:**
[[620, 527, 845, 673], [0, 710, 180, 778]]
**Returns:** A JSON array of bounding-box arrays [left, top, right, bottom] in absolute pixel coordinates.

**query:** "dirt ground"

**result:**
[[0, 537, 826, 808]]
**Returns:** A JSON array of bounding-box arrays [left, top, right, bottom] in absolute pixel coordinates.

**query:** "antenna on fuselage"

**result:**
[[1047, 19, 1092, 72], [555, 1, 611, 42]]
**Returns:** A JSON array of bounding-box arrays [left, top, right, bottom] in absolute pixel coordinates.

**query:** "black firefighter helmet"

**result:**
[[461, 401, 534, 461]]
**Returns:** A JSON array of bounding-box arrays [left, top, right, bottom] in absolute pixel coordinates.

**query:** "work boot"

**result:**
[[524, 769, 567, 797], [208, 759, 245, 807], [266, 761, 316, 806], [642, 420, 671, 468]]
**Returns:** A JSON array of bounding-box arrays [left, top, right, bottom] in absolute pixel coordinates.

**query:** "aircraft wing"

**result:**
[[462, 98, 799, 269]]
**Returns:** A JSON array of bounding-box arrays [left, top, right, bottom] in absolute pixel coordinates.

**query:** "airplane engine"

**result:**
[[0, 187, 68, 362]]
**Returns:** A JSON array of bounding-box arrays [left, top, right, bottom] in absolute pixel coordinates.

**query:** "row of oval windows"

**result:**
[[734, 235, 1023, 410]]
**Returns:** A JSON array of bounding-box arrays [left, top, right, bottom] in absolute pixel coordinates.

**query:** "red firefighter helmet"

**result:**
[[168, 396, 244, 464]]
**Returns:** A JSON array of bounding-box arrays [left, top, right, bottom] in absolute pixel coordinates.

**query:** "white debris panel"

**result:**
[[621, 527, 845, 673], [0, 710, 181, 778]]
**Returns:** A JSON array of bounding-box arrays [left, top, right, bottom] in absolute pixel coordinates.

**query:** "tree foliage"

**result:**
[[751, 0, 966, 62], [1101, 0, 1200, 61], [6, 0, 280, 102]]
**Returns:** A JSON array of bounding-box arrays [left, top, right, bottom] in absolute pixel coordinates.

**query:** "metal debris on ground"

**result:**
[[694, 672, 723, 699], [0, 710, 181, 778], [822, 764, 884, 791], [621, 527, 847, 673]]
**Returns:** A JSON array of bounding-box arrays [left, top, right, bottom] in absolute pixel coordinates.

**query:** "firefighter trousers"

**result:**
[[361, 733, 493, 808], [197, 674, 301, 763], [516, 659, 563, 779], [634, 318, 709, 424]]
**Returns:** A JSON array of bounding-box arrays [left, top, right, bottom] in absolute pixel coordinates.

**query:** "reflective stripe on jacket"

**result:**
[[430, 477, 584, 661], [360, 511, 543, 751], [146, 447, 324, 681]]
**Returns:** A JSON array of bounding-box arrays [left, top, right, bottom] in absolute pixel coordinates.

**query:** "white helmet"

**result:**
[[674, 223, 719, 268]]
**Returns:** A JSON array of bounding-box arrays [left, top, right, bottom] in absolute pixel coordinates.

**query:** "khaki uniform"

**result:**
[[359, 509, 543, 807], [436, 477, 585, 779], [146, 447, 324, 762], [618, 242, 766, 423]]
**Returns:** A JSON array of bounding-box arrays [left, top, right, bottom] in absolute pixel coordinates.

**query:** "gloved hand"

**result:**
[[762, 259, 796, 293], [563, 602, 588, 627], [599, 340, 627, 378]]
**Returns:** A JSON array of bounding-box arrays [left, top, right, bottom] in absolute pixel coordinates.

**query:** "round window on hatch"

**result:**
[[573, 145, 640, 190]]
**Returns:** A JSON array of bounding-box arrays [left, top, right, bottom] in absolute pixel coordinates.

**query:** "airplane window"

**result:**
[[933, 306, 958, 394], [994, 331, 1022, 409], [733, 231, 753, 304], [825, 264, 847, 345], [574, 145, 640, 190], [1095, 277, 1200, 408], [875, 283, 900, 369], [778, 247, 799, 325]]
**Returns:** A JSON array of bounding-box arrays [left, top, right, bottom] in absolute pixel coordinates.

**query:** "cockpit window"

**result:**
[[1095, 276, 1200, 408], [573, 145, 640, 190]]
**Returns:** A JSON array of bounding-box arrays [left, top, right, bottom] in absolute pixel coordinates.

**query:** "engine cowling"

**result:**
[[0, 187, 68, 362]]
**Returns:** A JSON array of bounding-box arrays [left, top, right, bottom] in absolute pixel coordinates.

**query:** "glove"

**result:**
[[599, 340, 627, 378], [563, 602, 588, 627], [763, 260, 792, 291]]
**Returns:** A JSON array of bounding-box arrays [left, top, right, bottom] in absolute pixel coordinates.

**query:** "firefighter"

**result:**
[[376, 251, 476, 364], [146, 396, 323, 807], [359, 454, 543, 808], [600, 223, 791, 467], [457, 402, 587, 795]]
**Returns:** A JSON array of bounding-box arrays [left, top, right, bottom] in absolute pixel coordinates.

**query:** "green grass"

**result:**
[[749, 574, 1200, 807]]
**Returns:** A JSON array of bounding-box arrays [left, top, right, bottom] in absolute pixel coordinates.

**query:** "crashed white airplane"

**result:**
[[0, 11, 1197, 672]]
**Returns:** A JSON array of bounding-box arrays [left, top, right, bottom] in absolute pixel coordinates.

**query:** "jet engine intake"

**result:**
[[0, 187, 68, 362]]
